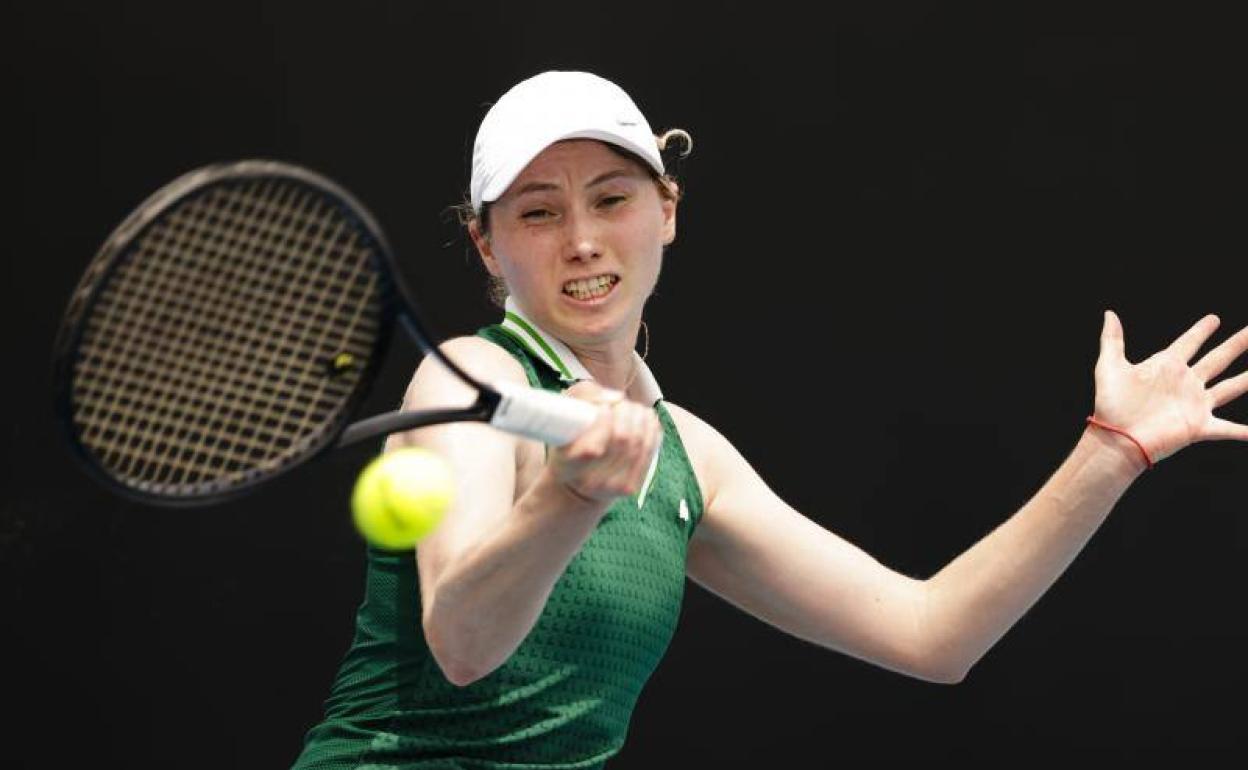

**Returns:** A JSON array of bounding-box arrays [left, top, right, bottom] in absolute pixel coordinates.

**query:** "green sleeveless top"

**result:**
[[292, 324, 705, 769]]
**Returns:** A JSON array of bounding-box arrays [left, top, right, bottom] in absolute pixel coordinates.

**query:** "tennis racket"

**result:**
[[52, 159, 598, 506]]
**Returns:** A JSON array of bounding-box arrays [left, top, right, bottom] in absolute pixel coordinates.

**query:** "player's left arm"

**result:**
[[669, 402, 950, 683], [675, 400, 1136, 685], [674, 313, 1248, 684]]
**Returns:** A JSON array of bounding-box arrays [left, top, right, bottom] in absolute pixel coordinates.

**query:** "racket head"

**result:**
[[52, 160, 414, 506]]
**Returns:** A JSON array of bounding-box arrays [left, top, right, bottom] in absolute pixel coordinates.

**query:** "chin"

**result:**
[[554, 304, 633, 344]]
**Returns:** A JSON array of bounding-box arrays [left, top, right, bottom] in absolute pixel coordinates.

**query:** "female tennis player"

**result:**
[[292, 71, 1248, 769]]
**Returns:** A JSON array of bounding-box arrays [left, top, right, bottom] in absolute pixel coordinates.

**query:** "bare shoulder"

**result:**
[[661, 401, 727, 451], [387, 333, 538, 459], [400, 334, 528, 408], [431, 335, 528, 384]]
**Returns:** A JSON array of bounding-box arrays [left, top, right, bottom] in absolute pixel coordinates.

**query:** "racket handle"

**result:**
[[489, 380, 598, 446]]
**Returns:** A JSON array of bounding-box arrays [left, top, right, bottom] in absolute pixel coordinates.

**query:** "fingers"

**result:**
[[1193, 323, 1248, 384], [554, 394, 661, 501], [1168, 313, 1221, 363], [612, 400, 658, 492], [618, 402, 662, 492], [1099, 310, 1127, 365], [566, 397, 616, 460], [564, 379, 624, 406], [555, 404, 621, 500], [1203, 416, 1248, 442], [1208, 369, 1248, 409]]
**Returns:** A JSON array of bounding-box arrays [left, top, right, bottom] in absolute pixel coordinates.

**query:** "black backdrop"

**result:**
[[8, 2, 1247, 767]]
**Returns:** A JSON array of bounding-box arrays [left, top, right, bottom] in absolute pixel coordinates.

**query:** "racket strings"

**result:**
[[81, 182, 374, 486], [76, 183, 309, 474], [72, 178, 384, 495], [77, 200, 229, 479], [122, 183, 348, 478], [143, 182, 351, 470], [245, 183, 378, 462], [78, 182, 320, 483], [79, 185, 300, 478]]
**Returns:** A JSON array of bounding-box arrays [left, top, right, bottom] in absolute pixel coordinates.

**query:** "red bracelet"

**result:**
[[1085, 416, 1154, 470]]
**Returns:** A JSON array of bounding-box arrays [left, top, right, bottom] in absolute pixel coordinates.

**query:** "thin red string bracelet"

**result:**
[[1085, 416, 1154, 470]]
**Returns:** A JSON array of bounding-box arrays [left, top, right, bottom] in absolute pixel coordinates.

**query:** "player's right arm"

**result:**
[[388, 336, 659, 686]]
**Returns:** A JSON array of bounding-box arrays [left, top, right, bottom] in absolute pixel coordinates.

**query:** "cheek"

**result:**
[[494, 254, 528, 287], [626, 211, 667, 264], [489, 238, 550, 291]]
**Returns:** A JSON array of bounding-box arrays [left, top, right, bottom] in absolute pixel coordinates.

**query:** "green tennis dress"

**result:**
[[292, 305, 704, 769]]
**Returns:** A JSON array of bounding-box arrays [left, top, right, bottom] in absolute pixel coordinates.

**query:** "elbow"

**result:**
[[422, 596, 501, 687], [911, 584, 971, 685], [918, 663, 969, 686], [424, 617, 488, 687], [441, 662, 486, 688], [914, 635, 977, 685], [890, 650, 968, 685], [426, 633, 486, 687], [891, 650, 968, 685]]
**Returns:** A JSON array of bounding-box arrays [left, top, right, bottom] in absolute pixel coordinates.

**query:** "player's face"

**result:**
[[475, 139, 676, 347]]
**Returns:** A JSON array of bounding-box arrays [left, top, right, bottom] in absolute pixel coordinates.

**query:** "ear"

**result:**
[[468, 219, 503, 277], [660, 194, 678, 246]]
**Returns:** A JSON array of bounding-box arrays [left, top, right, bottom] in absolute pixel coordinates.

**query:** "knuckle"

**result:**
[[564, 381, 599, 400], [621, 424, 642, 445], [571, 441, 605, 462]]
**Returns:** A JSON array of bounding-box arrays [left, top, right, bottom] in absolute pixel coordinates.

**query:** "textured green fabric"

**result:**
[[292, 325, 704, 769]]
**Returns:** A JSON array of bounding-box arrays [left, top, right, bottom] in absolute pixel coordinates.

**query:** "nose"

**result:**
[[564, 207, 601, 262]]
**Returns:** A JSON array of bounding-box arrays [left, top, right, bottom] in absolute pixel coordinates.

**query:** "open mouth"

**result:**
[[561, 274, 619, 301]]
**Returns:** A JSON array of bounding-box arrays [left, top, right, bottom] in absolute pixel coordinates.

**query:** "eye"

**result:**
[[599, 194, 628, 208], [521, 208, 553, 221]]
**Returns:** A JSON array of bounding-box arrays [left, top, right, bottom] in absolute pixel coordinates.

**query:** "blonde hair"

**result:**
[[453, 130, 693, 307]]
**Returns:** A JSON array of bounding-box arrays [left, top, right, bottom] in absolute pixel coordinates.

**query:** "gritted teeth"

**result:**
[[562, 274, 619, 300]]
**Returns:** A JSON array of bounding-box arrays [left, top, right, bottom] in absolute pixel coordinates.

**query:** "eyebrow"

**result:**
[[512, 168, 638, 198]]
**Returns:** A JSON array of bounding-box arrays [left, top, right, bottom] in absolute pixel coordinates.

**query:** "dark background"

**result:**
[[8, 1, 1247, 767]]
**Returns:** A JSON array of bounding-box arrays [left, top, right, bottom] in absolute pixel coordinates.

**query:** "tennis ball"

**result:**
[[351, 447, 454, 550]]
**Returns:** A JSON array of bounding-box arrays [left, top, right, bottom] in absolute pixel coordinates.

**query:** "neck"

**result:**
[[565, 322, 641, 393]]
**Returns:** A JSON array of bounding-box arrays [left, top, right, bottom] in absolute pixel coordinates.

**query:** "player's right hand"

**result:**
[[547, 380, 662, 505]]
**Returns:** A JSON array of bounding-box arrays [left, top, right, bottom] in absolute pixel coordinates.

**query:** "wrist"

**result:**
[[531, 468, 611, 520], [1080, 423, 1150, 480]]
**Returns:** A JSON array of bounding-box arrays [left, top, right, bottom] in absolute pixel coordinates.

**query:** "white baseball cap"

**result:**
[[470, 71, 665, 214]]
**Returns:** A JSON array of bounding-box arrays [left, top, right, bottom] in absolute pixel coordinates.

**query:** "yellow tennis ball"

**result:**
[[351, 447, 454, 550]]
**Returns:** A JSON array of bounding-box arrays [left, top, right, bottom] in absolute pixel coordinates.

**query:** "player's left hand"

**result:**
[[1092, 311, 1248, 465]]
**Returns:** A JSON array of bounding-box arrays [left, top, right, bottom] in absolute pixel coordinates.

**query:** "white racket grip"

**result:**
[[489, 380, 598, 446]]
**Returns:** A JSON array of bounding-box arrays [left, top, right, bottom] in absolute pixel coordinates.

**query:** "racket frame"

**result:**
[[52, 160, 498, 507]]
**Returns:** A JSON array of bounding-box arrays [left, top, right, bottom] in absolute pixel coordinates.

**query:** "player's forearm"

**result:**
[[921, 427, 1144, 681], [423, 470, 608, 686]]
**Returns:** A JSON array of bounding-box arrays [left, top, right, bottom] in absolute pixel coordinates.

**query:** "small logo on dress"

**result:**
[[678, 499, 690, 522]]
